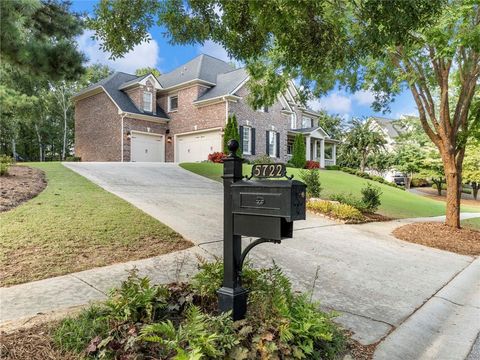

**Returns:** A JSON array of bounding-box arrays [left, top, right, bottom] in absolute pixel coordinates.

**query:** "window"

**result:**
[[242, 126, 252, 155], [269, 131, 277, 158], [290, 113, 296, 129], [302, 116, 312, 128], [143, 91, 152, 112], [168, 95, 178, 112], [257, 105, 268, 113]]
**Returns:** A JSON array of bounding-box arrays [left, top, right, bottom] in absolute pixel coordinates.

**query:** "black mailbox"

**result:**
[[231, 179, 306, 240]]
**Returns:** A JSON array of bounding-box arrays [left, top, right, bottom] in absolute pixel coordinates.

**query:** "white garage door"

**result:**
[[131, 132, 164, 162], [176, 130, 222, 162]]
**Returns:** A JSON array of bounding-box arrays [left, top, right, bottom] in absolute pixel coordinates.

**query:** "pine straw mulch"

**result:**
[[0, 323, 80, 360], [0, 166, 47, 212], [393, 222, 480, 256]]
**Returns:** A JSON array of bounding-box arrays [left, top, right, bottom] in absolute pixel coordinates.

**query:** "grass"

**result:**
[[0, 163, 192, 286], [462, 217, 480, 231], [180, 162, 480, 219]]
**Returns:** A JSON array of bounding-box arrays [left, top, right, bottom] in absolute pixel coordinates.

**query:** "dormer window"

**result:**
[[302, 116, 313, 128], [257, 105, 269, 113], [168, 95, 178, 112], [143, 91, 153, 112]]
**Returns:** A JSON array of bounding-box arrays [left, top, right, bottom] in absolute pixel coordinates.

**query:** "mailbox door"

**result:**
[[233, 214, 293, 240]]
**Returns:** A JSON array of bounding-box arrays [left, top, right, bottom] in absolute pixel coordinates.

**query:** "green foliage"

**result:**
[[367, 152, 392, 175], [105, 269, 169, 323], [223, 114, 240, 155], [291, 133, 306, 168], [299, 169, 322, 198], [252, 154, 274, 165], [341, 167, 403, 189], [307, 200, 364, 222], [325, 165, 341, 170], [65, 156, 81, 162], [53, 306, 109, 353], [0, 155, 13, 176], [394, 144, 425, 176], [135, 67, 161, 78], [360, 183, 382, 213]]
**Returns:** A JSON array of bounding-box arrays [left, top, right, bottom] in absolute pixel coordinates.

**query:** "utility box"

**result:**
[[231, 179, 306, 240]]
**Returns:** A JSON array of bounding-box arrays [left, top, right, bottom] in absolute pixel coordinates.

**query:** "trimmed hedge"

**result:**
[[307, 200, 364, 222], [341, 167, 404, 190]]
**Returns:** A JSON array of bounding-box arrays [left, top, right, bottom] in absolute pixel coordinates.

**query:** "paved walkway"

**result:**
[[2, 162, 479, 359]]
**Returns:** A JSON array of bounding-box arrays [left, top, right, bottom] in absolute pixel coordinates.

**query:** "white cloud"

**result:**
[[199, 40, 231, 62], [308, 92, 352, 114], [352, 89, 376, 106], [77, 30, 161, 73]]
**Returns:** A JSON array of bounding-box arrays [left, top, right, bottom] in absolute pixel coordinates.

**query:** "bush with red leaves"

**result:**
[[208, 152, 226, 163], [305, 161, 320, 169]]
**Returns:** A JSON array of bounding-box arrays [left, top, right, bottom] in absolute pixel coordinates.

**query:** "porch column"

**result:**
[[320, 139, 325, 168], [313, 139, 318, 161], [333, 143, 337, 165], [305, 136, 311, 161]]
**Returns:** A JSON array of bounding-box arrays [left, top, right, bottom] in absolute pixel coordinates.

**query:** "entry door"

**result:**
[[131, 132, 165, 162]]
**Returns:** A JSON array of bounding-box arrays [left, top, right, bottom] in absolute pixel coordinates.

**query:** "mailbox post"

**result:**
[[217, 140, 248, 320], [218, 139, 306, 320]]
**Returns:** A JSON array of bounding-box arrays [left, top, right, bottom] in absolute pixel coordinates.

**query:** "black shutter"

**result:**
[[276, 132, 280, 158], [239, 126, 244, 154], [251, 128, 256, 155], [266, 131, 270, 156]]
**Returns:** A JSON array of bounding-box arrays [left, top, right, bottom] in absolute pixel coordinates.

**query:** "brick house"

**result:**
[[73, 54, 338, 165]]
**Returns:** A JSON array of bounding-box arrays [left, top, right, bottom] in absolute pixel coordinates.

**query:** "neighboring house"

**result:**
[[369, 116, 408, 151], [73, 54, 338, 165]]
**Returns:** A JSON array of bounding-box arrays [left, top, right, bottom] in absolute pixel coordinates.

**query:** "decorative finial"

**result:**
[[227, 139, 239, 157]]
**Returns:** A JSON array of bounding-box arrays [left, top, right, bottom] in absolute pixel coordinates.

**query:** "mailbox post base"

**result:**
[[217, 286, 248, 320]]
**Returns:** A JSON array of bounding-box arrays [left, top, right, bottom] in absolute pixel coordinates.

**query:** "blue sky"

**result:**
[[72, 0, 418, 121]]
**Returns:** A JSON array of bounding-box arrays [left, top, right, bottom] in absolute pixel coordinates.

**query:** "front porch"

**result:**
[[287, 127, 338, 167]]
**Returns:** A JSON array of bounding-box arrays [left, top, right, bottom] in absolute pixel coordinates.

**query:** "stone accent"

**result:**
[[228, 85, 290, 162], [157, 84, 226, 161], [122, 118, 168, 162], [74, 92, 122, 161]]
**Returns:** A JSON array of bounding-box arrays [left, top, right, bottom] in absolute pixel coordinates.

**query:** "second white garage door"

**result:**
[[176, 130, 222, 162], [131, 132, 165, 162]]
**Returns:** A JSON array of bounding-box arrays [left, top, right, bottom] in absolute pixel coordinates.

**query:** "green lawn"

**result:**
[[180, 162, 480, 219], [0, 163, 191, 286], [462, 217, 480, 231]]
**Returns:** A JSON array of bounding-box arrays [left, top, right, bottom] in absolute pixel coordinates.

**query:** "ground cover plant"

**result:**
[[461, 217, 480, 231], [0, 163, 191, 286], [307, 200, 365, 223], [0, 155, 13, 176], [41, 262, 347, 359], [180, 163, 480, 219]]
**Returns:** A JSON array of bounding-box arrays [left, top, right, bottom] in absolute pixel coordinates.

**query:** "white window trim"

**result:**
[[242, 126, 252, 155], [143, 91, 153, 112], [168, 94, 178, 112], [269, 131, 277, 158], [302, 116, 312, 128], [290, 113, 297, 129]]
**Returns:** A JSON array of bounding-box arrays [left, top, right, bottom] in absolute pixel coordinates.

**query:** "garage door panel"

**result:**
[[176, 130, 221, 163], [131, 132, 165, 162]]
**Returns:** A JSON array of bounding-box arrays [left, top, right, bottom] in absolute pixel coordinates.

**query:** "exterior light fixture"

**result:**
[[167, 136, 172, 143], [126, 131, 131, 140]]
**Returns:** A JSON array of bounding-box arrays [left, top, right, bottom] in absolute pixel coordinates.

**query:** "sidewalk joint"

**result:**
[[69, 274, 107, 296]]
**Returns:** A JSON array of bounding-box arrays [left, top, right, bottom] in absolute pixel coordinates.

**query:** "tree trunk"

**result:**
[[11, 138, 16, 160], [472, 182, 478, 201], [444, 157, 461, 228], [34, 124, 43, 162], [62, 106, 67, 161]]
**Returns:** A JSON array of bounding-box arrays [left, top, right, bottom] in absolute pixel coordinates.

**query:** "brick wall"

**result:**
[[228, 86, 290, 162], [157, 84, 226, 161], [125, 79, 157, 114], [74, 92, 122, 161]]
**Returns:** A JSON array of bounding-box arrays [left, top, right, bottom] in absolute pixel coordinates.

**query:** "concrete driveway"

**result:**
[[64, 162, 479, 358]]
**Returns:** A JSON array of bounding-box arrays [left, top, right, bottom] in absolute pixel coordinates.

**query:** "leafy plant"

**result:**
[[330, 193, 368, 213], [252, 154, 274, 164], [305, 160, 320, 169], [308, 200, 364, 222], [361, 183, 382, 213], [0, 155, 13, 176], [223, 114, 240, 155], [300, 169, 322, 198], [207, 152, 225, 163], [291, 133, 306, 168]]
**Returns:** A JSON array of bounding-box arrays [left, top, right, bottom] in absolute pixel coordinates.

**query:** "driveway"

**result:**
[[64, 162, 479, 356]]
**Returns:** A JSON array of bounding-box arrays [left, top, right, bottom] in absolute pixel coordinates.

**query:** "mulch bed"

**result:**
[[0, 166, 47, 212], [393, 222, 480, 256]]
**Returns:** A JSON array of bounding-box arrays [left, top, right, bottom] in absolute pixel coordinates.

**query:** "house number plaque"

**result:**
[[251, 163, 287, 178]]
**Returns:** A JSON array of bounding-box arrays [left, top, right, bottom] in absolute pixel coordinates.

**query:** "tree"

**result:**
[[317, 112, 346, 140], [135, 67, 161, 78], [367, 152, 392, 177], [223, 114, 240, 155], [420, 152, 446, 195], [463, 142, 480, 200], [290, 134, 306, 169], [89, 1, 478, 228], [343, 119, 386, 172], [394, 144, 425, 189]]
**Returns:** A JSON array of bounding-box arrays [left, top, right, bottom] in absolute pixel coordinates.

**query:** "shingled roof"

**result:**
[[370, 117, 405, 139]]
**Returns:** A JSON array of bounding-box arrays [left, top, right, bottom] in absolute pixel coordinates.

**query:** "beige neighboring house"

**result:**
[[73, 54, 338, 165]]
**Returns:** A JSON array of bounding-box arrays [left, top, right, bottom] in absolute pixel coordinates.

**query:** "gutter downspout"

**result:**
[[120, 112, 127, 162]]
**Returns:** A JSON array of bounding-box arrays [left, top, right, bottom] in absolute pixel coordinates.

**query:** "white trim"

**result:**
[[290, 112, 297, 129], [143, 91, 153, 112], [168, 94, 178, 112], [230, 76, 250, 95], [124, 112, 169, 123], [193, 94, 240, 106], [130, 131, 165, 162], [173, 127, 223, 162], [119, 74, 162, 90], [159, 78, 216, 92], [120, 113, 127, 162], [242, 126, 252, 155], [268, 130, 278, 158]]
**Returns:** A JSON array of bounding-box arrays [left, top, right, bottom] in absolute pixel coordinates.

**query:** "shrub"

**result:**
[[305, 160, 320, 169], [290, 133, 306, 168], [252, 154, 274, 164], [208, 152, 225, 163], [223, 114, 240, 155], [300, 169, 322, 198], [330, 193, 368, 212], [65, 156, 81, 162], [325, 165, 340, 170], [307, 200, 364, 222], [0, 155, 13, 176], [361, 183, 382, 213], [411, 177, 429, 187]]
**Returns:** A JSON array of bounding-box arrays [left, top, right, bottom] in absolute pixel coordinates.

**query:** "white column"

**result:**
[[332, 143, 337, 165], [313, 139, 318, 161], [320, 139, 325, 168], [305, 136, 311, 161]]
